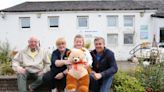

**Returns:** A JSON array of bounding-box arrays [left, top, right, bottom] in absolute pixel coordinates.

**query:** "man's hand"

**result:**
[[93, 73, 102, 80], [17, 67, 26, 74], [37, 71, 44, 76], [54, 72, 64, 79]]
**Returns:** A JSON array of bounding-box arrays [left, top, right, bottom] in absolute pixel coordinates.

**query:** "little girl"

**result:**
[[73, 34, 93, 66]]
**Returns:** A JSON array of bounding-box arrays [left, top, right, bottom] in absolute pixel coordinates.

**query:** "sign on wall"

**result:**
[[140, 25, 148, 39], [78, 30, 100, 38]]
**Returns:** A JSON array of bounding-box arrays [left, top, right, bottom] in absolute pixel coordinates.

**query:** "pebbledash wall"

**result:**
[[1, 1, 163, 61]]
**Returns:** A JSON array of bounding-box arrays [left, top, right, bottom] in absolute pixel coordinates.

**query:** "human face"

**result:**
[[28, 37, 38, 50], [94, 39, 105, 54], [74, 38, 84, 49], [57, 42, 66, 53]]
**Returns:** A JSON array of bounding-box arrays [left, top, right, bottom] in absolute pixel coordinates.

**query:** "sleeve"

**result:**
[[50, 51, 59, 75], [12, 51, 23, 72], [101, 52, 118, 78], [51, 51, 58, 68], [84, 49, 93, 66], [43, 50, 51, 73]]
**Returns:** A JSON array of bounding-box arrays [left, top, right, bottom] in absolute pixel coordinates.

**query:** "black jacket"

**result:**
[[50, 48, 70, 76], [90, 48, 118, 78]]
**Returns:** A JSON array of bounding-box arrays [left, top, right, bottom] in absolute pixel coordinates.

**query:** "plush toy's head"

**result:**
[[68, 48, 86, 63]]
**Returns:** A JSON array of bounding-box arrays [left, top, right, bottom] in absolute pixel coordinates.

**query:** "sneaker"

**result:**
[[28, 85, 34, 92]]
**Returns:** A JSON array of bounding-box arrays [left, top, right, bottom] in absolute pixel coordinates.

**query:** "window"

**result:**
[[107, 15, 118, 27], [48, 16, 59, 28], [77, 16, 88, 28], [124, 33, 134, 44], [107, 34, 118, 45], [124, 15, 134, 27], [20, 17, 30, 28]]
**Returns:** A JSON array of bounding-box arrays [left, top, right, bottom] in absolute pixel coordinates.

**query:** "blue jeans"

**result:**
[[90, 75, 113, 92]]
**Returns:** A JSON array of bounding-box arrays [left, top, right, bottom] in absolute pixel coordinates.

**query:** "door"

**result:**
[[160, 28, 164, 42]]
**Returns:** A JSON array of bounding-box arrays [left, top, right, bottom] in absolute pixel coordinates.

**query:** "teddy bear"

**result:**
[[65, 48, 91, 92]]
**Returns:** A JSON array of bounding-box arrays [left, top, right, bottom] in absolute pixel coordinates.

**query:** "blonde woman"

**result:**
[[43, 37, 70, 92]]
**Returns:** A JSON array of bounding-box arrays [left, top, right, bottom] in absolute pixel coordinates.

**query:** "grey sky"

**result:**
[[0, 0, 79, 9]]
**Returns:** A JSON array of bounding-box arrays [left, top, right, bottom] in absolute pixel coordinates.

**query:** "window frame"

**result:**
[[107, 34, 118, 46], [48, 16, 59, 28], [124, 15, 134, 27], [19, 17, 31, 28], [107, 15, 118, 27], [124, 33, 134, 45], [77, 16, 89, 28]]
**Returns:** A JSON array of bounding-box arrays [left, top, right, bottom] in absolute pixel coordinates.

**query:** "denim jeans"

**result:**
[[90, 75, 113, 92]]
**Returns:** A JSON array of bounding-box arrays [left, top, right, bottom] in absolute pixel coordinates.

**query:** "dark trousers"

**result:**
[[43, 71, 66, 92]]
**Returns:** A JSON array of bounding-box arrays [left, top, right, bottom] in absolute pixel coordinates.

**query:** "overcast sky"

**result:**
[[0, 0, 81, 10]]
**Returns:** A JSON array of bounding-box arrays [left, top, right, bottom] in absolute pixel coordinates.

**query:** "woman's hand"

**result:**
[[64, 60, 71, 65], [54, 72, 64, 79]]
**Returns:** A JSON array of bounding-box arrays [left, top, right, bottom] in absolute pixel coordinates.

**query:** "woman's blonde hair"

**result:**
[[56, 37, 66, 46]]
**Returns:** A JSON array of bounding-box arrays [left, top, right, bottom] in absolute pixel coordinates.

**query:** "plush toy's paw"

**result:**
[[66, 84, 76, 92], [78, 85, 88, 92], [65, 89, 76, 92]]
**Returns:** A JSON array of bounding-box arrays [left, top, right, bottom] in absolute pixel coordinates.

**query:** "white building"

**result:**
[[0, 0, 164, 60]]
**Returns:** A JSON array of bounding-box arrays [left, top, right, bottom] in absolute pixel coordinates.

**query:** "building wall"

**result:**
[[0, 10, 155, 60], [152, 17, 164, 43]]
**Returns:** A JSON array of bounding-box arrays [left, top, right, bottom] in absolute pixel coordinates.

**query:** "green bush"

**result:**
[[84, 40, 91, 49], [0, 62, 15, 75], [112, 71, 145, 92], [133, 62, 164, 92], [0, 41, 15, 75]]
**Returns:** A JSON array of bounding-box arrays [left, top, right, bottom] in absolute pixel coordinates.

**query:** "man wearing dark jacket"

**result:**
[[90, 37, 118, 92]]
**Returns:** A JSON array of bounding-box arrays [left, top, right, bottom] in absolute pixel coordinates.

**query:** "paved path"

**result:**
[[117, 61, 138, 71]]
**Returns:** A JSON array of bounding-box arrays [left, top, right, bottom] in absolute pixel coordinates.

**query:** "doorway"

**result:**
[[160, 28, 164, 42]]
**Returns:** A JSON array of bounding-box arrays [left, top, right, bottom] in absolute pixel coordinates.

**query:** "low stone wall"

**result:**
[[0, 75, 50, 92]]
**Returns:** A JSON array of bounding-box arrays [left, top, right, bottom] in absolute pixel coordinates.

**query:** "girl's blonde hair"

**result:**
[[56, 37, 66, 46], [74, 34, 84, 47]]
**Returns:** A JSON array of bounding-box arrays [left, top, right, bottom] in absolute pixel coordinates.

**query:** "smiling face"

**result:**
[[73, 34, 84, 49], [94, 37, 105, 54], [56, 38, 66, 53], [74, 38, 84, 49], [28, 37, 39, 50], [57, 42, 66, 53]]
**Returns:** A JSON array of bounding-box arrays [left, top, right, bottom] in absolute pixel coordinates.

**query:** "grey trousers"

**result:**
[[17, 72, 43, 92]]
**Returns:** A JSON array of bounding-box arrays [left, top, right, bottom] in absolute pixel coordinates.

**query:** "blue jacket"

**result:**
[[50, 48, 70, 76], [90, 48, 118, 78]]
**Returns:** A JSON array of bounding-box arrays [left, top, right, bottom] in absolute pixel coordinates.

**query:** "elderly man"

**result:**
[[12, 36, 50, 92]]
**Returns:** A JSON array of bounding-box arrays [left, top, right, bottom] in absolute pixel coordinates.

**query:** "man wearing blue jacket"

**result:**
[[90, 37, 118, 92]]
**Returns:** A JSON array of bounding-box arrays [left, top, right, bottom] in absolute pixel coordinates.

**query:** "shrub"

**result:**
[[112, 71, 145, 92], [84, 40, 91, 49], [0, 41, 15, 75], [134, 62, 164, 92]]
